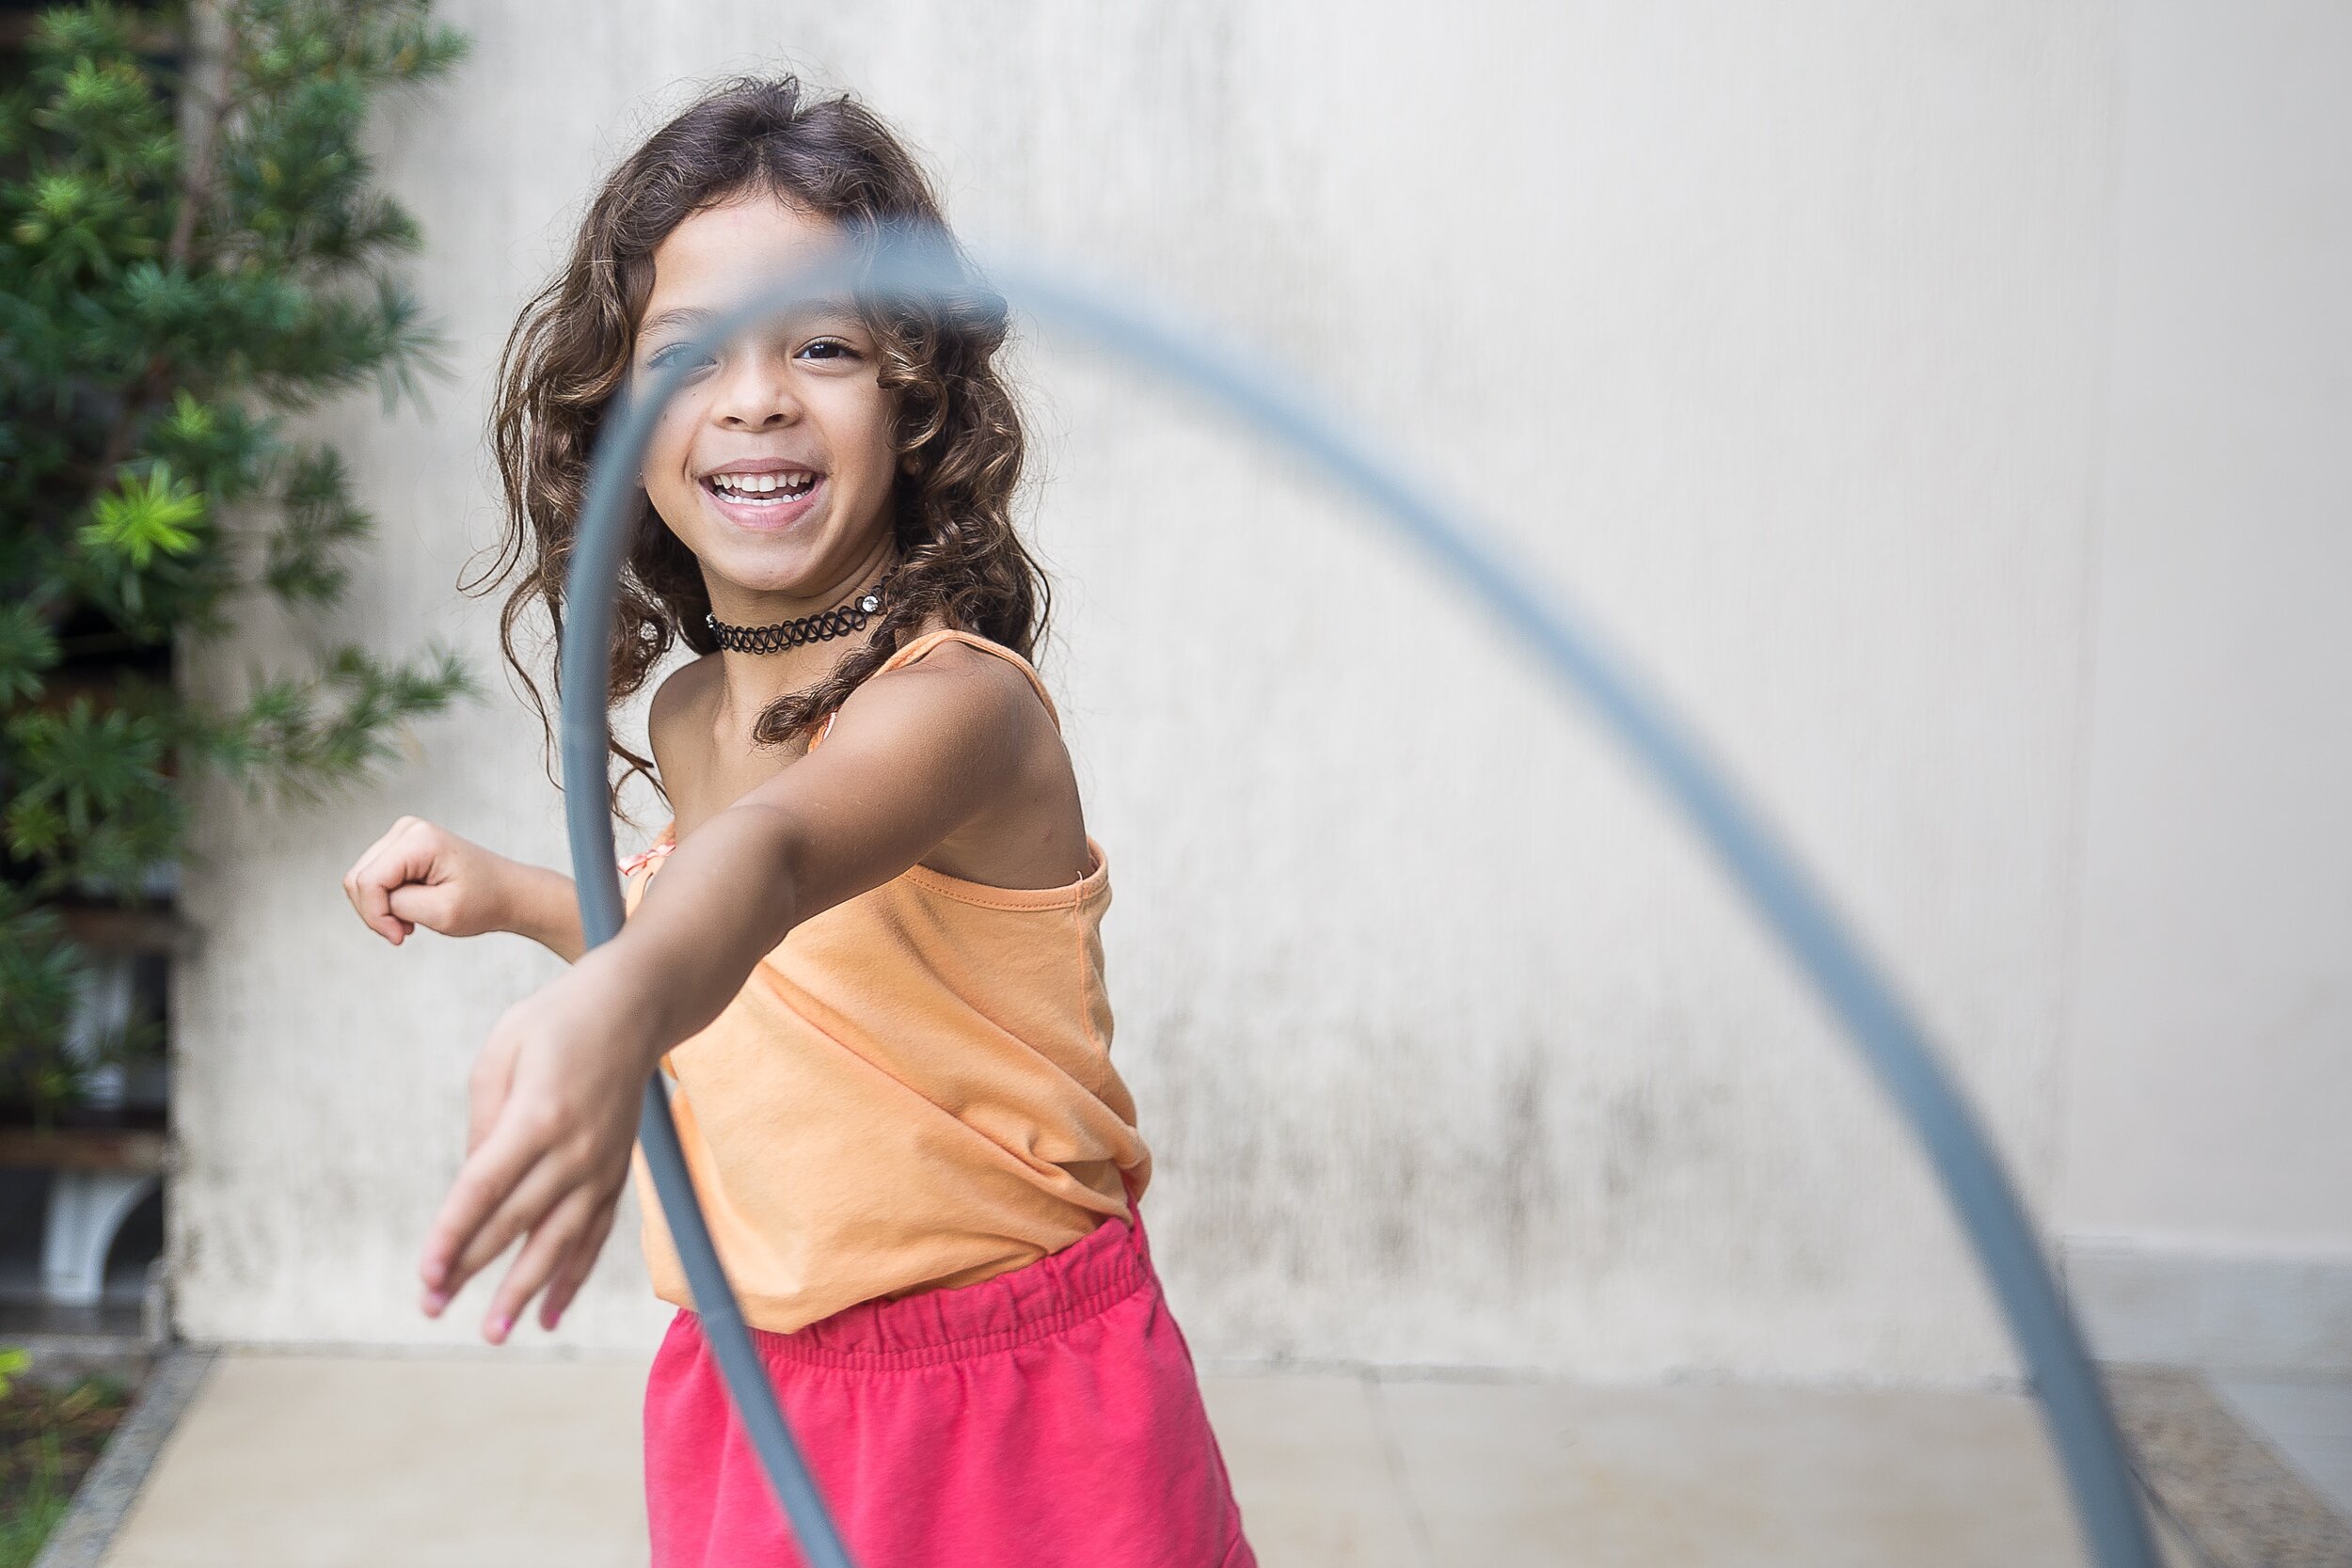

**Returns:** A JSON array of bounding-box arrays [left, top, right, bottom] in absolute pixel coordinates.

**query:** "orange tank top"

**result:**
[[620, 629, 1151, 1334]]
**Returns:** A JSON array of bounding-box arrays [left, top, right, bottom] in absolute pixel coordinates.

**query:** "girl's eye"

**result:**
[[647, 342, 717, 372], [799, 338, 857, 362]]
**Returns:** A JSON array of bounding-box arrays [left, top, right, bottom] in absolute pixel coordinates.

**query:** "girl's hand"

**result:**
[[343, 816, 584, 960], [419, 958, 654, 1341], [343, 816, 520, 944]]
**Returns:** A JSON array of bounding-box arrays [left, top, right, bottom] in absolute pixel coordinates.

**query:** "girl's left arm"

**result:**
[[418, 649, 1042, 1341]]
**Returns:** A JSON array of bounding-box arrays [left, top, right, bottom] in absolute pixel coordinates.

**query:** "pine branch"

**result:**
[[1, 0, 474, 1117], [189, 642, 475, 800]]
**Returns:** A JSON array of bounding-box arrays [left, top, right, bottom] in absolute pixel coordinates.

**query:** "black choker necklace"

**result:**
[[707, 573, 893, 655]]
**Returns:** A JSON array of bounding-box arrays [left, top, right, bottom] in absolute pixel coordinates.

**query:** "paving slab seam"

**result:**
[[32, 1347, 216, 1568], [1365, 1371, 1441, 1568]]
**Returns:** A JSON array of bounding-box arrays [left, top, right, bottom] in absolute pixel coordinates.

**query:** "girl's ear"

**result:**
[[898, 451, 921, 476]]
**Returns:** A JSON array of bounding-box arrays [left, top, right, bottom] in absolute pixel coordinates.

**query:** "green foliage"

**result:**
[[1, 1369, 132, 1566], [0, 1, 473, 1120], [0, 1465, 69, 1568]]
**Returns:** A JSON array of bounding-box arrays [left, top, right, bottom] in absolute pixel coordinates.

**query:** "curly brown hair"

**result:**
[[471, 76, 1044, 806]]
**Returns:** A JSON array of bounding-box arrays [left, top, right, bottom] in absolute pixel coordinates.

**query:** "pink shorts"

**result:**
[[643, 1193, 1256, 1568]]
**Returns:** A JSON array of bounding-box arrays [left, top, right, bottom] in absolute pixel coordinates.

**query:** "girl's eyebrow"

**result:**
[[640, 306, 714, 339], [639, 300, 863, 341]]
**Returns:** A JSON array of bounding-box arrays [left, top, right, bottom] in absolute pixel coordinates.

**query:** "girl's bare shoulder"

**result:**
[[853, 634, 1052, 738], [646, 654, 723, 778]]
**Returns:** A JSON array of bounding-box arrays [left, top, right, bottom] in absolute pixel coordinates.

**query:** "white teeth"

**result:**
[[712, 471, 814, 491], [709, 471, 817, 504]]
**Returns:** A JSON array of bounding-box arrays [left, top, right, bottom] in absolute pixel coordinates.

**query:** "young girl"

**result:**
[[341, 77, 1255, 1568]]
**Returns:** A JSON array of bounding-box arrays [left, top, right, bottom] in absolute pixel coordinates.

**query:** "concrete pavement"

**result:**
[[85, 1353, 2207, 1566]]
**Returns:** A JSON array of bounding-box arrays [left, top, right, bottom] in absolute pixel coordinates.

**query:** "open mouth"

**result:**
[[698, 466, 825, 530], [702, 468, 820, 507]]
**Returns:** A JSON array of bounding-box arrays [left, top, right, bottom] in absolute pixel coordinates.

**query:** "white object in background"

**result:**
[[42, 1167, 159, 1306], [35, 949, 158, 1305]]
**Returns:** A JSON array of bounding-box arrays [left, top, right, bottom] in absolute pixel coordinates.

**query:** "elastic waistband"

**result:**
[[740, 1210, 1152, 1371]]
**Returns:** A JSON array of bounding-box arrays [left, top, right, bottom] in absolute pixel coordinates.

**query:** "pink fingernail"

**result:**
[[421, 1290, 448, 1316], [486, 1314, 511, 1342]]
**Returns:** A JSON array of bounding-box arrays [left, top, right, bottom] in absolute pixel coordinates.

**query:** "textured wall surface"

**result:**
[[2055, 1, 2352, 1309], [173, 2, 2138, 1379]]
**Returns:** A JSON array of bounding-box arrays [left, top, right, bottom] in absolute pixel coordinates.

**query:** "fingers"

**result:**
[[445, 1140, 583, 1292], [536, 1200, 619, 1333], [343, 816, 415, 890], [414, 970, 651, 1341], [421, 1143, 624, 1343], [342, 816, 426, 943], [424, 1047, 627, 1317], [386, 879, 462, 935], [484, 1185, 613, 1343], [418, 1115, 547, 1307]]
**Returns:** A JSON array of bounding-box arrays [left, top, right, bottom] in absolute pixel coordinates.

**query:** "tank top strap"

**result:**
[[619, 821, 678, 876], [810, 629, 1058, 752]]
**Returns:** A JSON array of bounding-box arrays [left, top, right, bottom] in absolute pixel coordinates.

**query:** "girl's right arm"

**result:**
[[342, 816, 587, 962]]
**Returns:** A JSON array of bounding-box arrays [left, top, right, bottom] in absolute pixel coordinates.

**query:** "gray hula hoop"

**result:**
[[558, 236, 2156, 1568]]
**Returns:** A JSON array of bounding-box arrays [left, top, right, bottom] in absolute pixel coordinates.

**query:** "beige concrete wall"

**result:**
[[175, 2, 2130, 1379], [2055, 0, 2352, 1369]]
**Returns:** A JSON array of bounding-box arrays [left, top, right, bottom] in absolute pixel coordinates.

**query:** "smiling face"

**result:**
[[631, 194, 900, 617]]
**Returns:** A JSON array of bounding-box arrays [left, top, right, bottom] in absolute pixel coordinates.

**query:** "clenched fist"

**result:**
[[342, 816, 583, 958]]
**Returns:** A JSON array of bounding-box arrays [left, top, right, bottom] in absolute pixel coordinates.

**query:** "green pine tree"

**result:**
[[0, 1, 472, 1121]]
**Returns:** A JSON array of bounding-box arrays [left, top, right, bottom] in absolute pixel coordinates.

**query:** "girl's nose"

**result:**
[[710, 350, 801, 430]]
